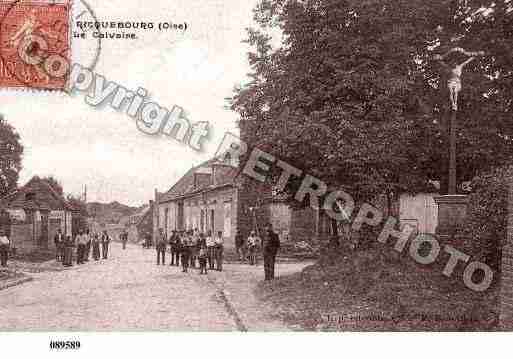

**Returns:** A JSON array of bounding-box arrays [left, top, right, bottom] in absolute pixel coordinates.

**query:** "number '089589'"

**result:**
[[49, 341, 81, 350]]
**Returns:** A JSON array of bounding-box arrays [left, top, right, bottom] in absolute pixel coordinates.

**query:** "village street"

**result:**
[[0, 242, 308, 331]]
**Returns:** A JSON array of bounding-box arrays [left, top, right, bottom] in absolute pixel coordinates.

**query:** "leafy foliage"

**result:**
[[230, 0, 513, 205], [463, 165, 512, 270], [43, 176, 64, 196], [0, 114, 23, 197]]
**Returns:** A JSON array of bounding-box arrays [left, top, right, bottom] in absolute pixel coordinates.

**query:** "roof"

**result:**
[[0, 176, 72, 211], [131, 205, 149, 218], [159, 158, 239, 203], [136, 202, 153, 228]]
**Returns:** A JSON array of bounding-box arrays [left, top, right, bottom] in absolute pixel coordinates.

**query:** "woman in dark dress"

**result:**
[[85, 229, 92, 261], [63, 235, 74, 267]]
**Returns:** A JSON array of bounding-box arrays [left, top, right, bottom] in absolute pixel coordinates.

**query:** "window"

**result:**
[[224, 152, 232, 165]]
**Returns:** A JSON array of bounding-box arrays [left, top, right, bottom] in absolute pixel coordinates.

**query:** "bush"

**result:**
[[463, 165, 513, 271]]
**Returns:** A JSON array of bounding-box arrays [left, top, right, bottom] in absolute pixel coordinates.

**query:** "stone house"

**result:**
[[154, 157, 331, 248], [116, 205, 151, 243], [0, 176, 74, 251]]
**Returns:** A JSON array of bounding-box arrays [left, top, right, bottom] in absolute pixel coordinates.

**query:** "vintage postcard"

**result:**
[[0, 0, 512, 355]]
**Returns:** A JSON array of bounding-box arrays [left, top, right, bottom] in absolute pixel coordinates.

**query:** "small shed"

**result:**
[[0, 176, 74, 252]]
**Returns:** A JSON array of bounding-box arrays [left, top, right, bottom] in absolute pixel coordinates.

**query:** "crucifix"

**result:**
[[434, 47, 484, 194], [435, 47, 485, 110]]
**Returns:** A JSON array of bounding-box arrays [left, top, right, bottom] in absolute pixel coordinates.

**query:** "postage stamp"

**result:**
[[0, 0, 71, 90]]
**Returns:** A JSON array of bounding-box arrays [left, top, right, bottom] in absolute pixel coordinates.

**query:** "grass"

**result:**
[[257, 246, 498, 331]]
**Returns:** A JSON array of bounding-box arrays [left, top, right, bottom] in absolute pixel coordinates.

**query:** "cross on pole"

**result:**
[[434, 47, 484, 194]]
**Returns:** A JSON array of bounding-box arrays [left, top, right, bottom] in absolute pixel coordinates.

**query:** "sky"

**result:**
[[0, 0, 258, 206]]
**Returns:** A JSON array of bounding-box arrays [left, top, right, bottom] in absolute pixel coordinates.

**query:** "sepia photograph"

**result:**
[[0, 0, 512, 356]]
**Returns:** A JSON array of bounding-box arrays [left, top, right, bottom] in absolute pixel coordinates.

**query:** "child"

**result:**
[[198, 243, 208, 275], [247, 231, 260, 266]]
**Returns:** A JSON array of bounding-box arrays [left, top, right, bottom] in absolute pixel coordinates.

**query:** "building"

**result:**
[[154, 157, 331, 248], [119, 205, 149, 227], [136, 201, 154, 245], [0, 176, 74, 251], [115, 205, 151, 243]]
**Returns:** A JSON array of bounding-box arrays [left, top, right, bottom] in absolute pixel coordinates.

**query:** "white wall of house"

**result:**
[[399, 193, 439, 235], [158, 202, 177, 235], [157, 187, 236, 245]]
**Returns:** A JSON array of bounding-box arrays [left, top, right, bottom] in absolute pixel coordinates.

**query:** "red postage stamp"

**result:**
[[0, 1, 70, 90]]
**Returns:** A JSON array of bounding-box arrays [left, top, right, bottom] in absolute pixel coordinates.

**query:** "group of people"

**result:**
[[239, 224, 281, 280], [156, 223, 281, 280], [54, 229, 111, 267], [234, 230, 266, 265], [156, 228, 224, 274]]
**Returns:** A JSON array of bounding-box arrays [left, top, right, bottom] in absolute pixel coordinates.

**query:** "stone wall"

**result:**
[[10, 223, 35, 251], [290, 207, 318, 242], [500, 178, 513, 329]]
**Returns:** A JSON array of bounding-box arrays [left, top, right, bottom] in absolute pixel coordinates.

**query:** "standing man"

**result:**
[[156, 228, 166, 265], [189, 230, 198, 268], [77, 230, 88, 264], [92, 233, 101, 261], [54, 228, 64, 262], [235, 230, 244, 262], [0, 229, 10, 267], [206, 230, 215, 270], [75, 230, 82, 264], [121, 229, 128, 250], [180, 233, 190, 273], [169, 230, 177, 266], [63, 235, 74, 267], [214, 231, 224, 271], [75, 231, 81, 264], [101, 230, 111, 259], [262, 223, 280, 280]]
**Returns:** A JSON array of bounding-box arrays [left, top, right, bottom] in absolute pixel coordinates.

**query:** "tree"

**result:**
[[463, 165, 512, 270], [0, 114, 24, 197], [66, 194, 89, 235], [230, 0, 513, 208], [43, 176, 64, 196]]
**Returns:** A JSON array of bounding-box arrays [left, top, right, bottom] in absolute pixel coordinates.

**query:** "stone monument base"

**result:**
[[434, 195, 469, 239]]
